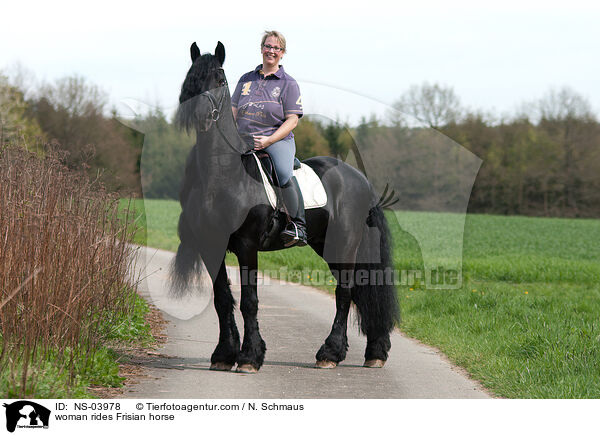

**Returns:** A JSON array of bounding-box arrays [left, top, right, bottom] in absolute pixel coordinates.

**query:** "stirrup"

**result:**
[[281, 222, 307, 247]]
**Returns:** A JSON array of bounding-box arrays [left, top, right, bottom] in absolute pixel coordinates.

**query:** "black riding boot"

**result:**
[[280, 176, 307, 247]]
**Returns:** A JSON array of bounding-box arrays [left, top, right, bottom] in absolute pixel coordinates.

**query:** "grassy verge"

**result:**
[[127, 198, 600, 398], [0, 288, 155, 399]]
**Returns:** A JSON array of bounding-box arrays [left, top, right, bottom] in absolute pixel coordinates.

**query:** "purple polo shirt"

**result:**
[[231, 64, 303, 145]]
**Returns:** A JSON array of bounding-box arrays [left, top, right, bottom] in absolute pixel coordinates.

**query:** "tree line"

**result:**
[[390, 84, 600, 217], [1, 73, 143, 193], [1, 71, 599, 217]]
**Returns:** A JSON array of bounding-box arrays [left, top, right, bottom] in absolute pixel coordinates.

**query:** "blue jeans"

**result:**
[[265, 137, 296, 186]]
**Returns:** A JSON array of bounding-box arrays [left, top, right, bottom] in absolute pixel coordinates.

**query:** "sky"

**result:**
[[2, 0, 600, 125]]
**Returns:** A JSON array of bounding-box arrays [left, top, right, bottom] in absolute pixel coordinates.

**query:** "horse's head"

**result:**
[[176, 41, 229, 132]]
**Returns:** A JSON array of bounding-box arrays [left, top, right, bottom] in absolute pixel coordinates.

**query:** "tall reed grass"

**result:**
[[0, 145, 137, 397]]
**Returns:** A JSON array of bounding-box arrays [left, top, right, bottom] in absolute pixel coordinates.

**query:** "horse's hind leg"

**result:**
[[364, 334, 391, 368], [210, 260, 240, 371], [312, 229, 361, 368], [315, 263, 353, 369]]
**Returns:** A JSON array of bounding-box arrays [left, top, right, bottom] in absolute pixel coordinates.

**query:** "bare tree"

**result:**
[[37, 75, 107, 118], [391, 82, 462, 129], [538, 87, 594, 123]]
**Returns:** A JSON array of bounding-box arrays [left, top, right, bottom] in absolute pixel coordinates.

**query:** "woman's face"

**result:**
[[261, 36, 284, 69]]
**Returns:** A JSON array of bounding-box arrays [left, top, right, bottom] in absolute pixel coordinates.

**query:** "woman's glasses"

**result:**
[[262, 44, 283, 52]]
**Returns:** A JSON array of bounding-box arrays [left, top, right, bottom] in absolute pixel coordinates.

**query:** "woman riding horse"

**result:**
[[171, 40, 399, 373], [231, 30, 306, 247]]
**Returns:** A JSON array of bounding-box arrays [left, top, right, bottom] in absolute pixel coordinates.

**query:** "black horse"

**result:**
[[171, 41, 399, 373]]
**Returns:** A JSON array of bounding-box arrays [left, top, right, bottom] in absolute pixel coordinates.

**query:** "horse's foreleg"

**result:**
[[316, 264, 352, 368], [210, 260, 240, 371], [236, 249, 266, 373]]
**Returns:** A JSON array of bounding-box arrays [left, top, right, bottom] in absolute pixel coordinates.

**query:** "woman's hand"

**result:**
[[253, 135, 272, 150], [253, 115, 298, 150]]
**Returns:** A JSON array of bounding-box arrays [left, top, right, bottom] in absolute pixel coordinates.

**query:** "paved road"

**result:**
[[123, 246, 490, 399]]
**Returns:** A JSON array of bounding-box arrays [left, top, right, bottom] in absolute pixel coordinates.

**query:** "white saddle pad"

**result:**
[[252, 153, 327, 210]]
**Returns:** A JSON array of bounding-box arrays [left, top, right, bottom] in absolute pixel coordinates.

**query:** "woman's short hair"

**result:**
[[261, 30, 286, 53]]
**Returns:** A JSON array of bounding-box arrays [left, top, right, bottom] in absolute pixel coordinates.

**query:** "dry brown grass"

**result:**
[[0, 144, 137, 396]]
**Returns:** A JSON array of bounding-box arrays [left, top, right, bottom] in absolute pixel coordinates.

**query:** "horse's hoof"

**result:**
[[236, 364, 258, 374], [315, 360, 337, 369], [210, 362, 233, 371], [363, 359, 386, 368]]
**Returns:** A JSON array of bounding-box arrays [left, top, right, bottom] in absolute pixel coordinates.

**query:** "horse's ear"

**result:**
[[191, 42, 200, 62], [215, 41, 225, 66]]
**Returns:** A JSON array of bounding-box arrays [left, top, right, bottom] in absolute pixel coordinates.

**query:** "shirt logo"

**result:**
[[271, 86, 281, 98], [241, 82, 252, 96]]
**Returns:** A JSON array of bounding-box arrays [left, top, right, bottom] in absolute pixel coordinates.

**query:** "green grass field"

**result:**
[[125, 198, 600, 398]]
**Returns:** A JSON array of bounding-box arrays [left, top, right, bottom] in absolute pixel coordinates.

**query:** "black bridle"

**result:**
[[197, 68, 249, 154], [201, 68, 228, 125]]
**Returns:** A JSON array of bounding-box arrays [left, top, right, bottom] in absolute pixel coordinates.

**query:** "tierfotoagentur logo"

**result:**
[[3, 401, 51, 432]]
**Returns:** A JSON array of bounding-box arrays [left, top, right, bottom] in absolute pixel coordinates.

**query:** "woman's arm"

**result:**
[[253, 114, 299, 150], [232, 106, 238, 121]]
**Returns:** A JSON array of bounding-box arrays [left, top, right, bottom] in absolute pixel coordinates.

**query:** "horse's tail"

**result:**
[[351, 204, 400, 342], [169, 214, 203, 298]]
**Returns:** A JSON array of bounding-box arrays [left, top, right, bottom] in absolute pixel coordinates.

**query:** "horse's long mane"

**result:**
[[175, 53, 222, 132]]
